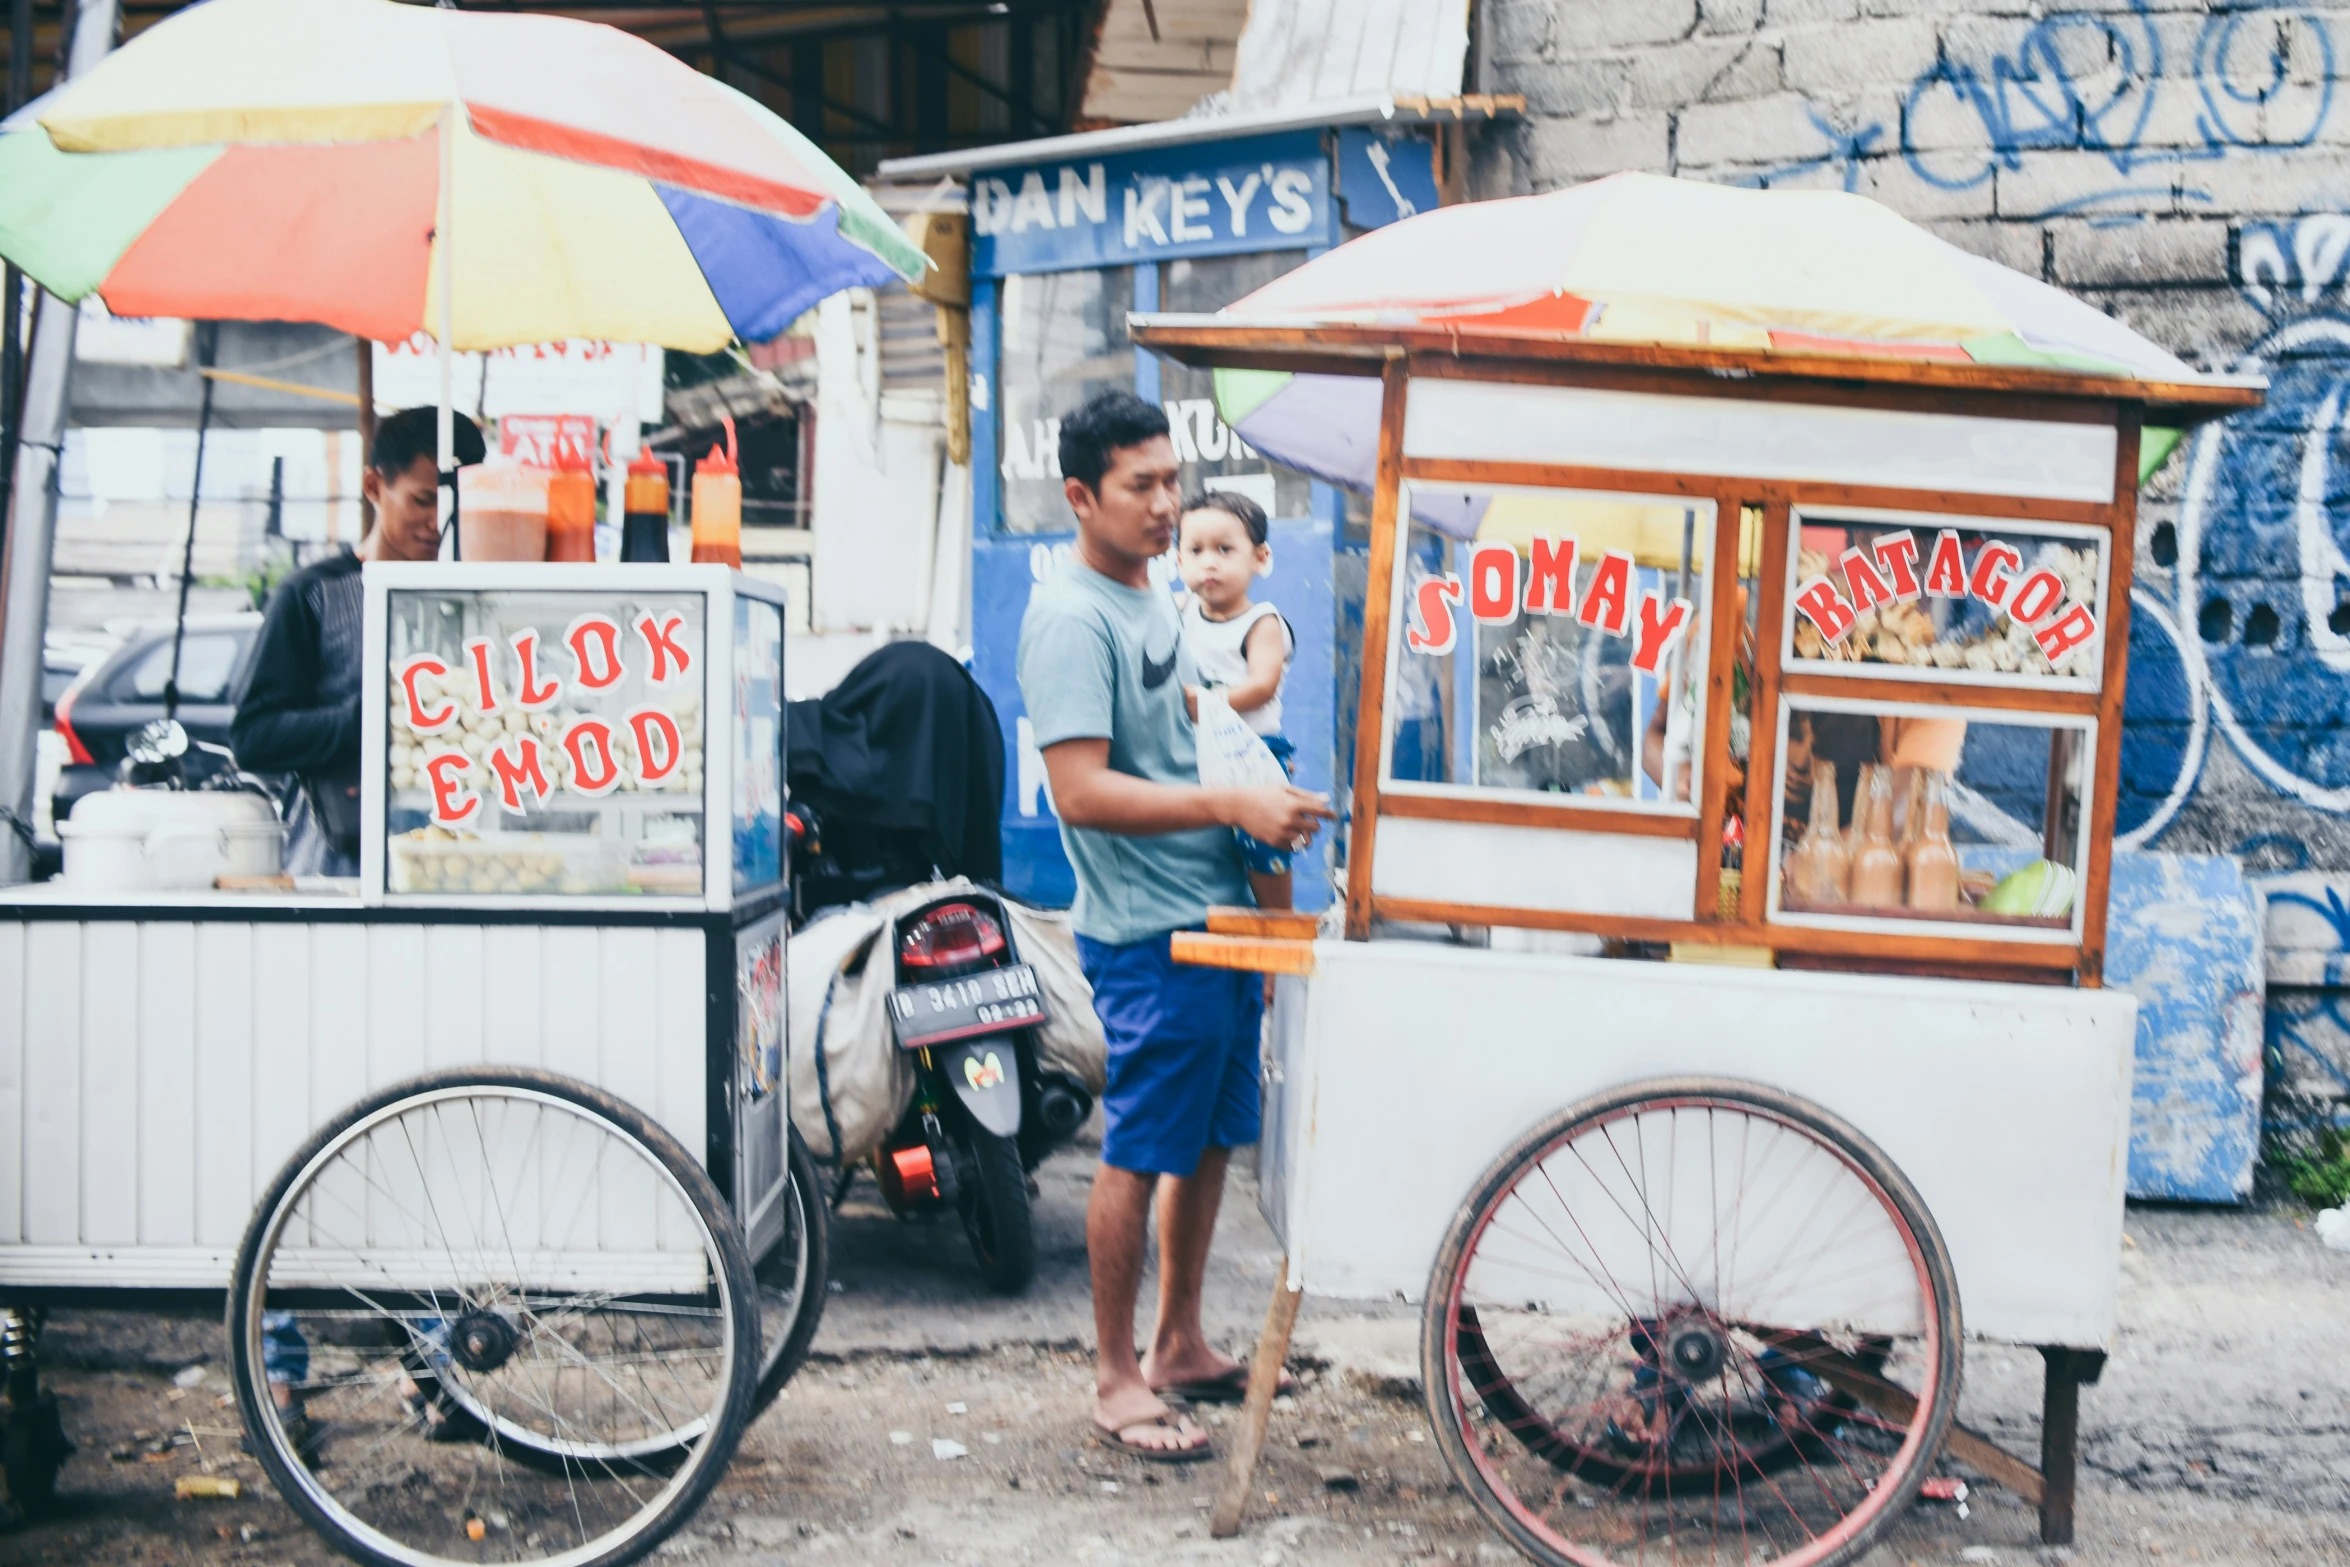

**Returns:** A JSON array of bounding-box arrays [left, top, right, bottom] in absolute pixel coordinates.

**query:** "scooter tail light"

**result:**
[[898, 902, 1007, 970], [53, 684, 94, 766]]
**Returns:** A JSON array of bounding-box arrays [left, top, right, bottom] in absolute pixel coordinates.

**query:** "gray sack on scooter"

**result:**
[[786, 878, 1106, 1164]]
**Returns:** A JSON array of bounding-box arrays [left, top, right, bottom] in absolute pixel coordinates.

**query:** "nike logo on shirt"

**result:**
[[1141, 641, 1179, 689]]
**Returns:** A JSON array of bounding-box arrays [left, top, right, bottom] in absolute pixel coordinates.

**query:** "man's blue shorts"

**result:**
[[1076, 930, 1265, 1178]]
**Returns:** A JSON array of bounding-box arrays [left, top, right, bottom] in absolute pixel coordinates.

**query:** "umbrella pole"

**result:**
[[437, 100, 457, 558]]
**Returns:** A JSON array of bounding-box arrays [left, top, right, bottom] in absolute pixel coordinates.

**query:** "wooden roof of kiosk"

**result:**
[[1132, 183, 2263, 988]]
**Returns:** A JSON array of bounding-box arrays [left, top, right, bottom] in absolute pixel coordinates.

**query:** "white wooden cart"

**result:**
[[1130, 317, 2259, 1566], [0, 565, 823, 1567]]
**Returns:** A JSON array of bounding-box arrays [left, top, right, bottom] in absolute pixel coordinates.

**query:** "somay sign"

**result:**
[[1406, 537, 1694, 675], [970, 131, 1332, 276]]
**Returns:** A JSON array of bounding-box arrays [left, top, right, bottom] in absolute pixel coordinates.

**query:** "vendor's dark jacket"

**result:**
[[232, 551, 365, 851]]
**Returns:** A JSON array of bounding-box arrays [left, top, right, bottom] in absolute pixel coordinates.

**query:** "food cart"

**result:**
[[0, 564, 822, 1567], [1131, 250, 2262, 1565]]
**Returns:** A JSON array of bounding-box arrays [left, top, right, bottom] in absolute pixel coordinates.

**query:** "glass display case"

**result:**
[[361, 564, 789, 909]]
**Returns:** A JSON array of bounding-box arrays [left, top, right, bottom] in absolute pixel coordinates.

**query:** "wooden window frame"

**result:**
[[1342, 358, 2141, 989]]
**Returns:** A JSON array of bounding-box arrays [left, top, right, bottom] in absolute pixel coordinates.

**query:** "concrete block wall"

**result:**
[[1477, 0, 2350, 1160]]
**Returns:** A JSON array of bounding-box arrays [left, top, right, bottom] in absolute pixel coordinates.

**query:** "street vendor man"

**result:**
[[233, 407, 485, 875], [1018, 391, 1333, 1462]]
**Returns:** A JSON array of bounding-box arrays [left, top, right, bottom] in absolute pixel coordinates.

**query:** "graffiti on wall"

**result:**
[[1756, 2, 2335, 212]]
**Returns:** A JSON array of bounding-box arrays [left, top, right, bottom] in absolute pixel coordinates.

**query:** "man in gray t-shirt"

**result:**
[[1018, 392, 1329, 1463]]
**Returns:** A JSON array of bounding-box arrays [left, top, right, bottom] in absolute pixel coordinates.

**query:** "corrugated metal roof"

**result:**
[[1227, 0, 1469, 113]]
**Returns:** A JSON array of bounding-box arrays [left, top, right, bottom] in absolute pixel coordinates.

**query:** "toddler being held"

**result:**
[[1177, 490, 1297, 910]]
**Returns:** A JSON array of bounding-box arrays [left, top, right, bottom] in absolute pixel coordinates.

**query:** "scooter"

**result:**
[[872, 887, 1094, 1294]]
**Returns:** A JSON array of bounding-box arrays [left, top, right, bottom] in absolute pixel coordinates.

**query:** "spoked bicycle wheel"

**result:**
[[227, 1069, 758, 1567], [1422, 1078, 1961, 1567], [750, 1125, 829, 1418]]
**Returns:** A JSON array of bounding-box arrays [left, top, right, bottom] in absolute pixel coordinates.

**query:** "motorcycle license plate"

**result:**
[[889, 964, 1047, 1050]]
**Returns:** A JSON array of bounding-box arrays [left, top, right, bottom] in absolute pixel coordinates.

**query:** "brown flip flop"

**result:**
[[1156, 1363, 1297, 1405], [1091, 1411, 1214, 1464]]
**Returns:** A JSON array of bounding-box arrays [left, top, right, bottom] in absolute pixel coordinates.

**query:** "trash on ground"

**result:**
[[932, 1438, 967, 1460], [2317, 1207, 2350, 1251], [1921, 1476, 1969, 1502], [1099, 1479, 1120, 1494], [889, 1430, 913, 1445], [1960, 1549, 2000, 1563], [171, 1366, 208, 1390], [945, 1401, 967, 1414], [175, 1475, 240, 1500], [1318, 1466, 1359, 1491]]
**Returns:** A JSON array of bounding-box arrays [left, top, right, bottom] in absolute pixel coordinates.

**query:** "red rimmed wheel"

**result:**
[[1421, 1078, 1961, 1567]]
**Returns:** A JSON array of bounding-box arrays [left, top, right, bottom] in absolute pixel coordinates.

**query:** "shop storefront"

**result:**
[[885, 115, 1452, 908]]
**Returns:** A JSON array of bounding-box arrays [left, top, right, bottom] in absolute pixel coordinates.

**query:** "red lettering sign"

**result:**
[[2007, 568, 2066, 626], [461, 637, 500, 714], [1922, 530, 1968, 598], [1576, 549, 1634, 638], [397, 655, 454, 734], [2032, 603, 2100, 663], [1524, 534, 1577, 616], [510, 628, 563, 709], [1793, 577, 1857, 645], [1406, 574, 1463, 656], [487, 734, 552, 812], [565, 613, 625, 689], [423, 750, 479, 825], [1871, 531, 1923, 601], [1631, 593, 1693, 674], [1839, 546, 1897, 615], [629, 707, 685, 785], [499, 413, 597, 470], [636, 612, 695, 683], [562, 717, 622, 797], [1468, 543, 1520, 624], [1968, 541, 2021, 609]]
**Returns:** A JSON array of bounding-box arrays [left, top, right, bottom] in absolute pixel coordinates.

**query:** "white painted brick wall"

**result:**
[[1478, 0, 2350, 884]]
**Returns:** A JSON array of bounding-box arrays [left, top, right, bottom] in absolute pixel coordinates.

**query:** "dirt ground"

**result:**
[[5, 1162, 2347, 1566]]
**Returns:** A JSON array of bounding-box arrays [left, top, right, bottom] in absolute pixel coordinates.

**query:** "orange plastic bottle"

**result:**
[[690, 414, 742, 568], [544, 446, 598, 562]]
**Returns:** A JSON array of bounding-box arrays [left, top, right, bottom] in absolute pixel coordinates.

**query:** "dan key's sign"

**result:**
[[970, 131, 1332, 276]]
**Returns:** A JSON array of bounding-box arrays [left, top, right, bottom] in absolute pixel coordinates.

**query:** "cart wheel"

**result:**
[[1422, 1077, 1961, 1567], [227, 1068, 758, 1567], [751, 1126, 830, 1418]]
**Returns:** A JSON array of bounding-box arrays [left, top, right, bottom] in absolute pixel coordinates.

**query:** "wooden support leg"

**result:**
[[1209, 1271, 1303, 1540], [2037, 1346, 2106, 1546]]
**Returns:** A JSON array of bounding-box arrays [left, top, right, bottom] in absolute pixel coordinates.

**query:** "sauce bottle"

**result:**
[[1849, 763, 1904, 907], [622, 446, 672, 563], [1786, 759, 1850, 907], [1905, 770, 1962, 910], [690, 413, 742, 568], [544, 446, 598, 562]]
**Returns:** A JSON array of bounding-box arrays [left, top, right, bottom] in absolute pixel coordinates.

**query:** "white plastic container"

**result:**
[[59, 789, 285, 892]]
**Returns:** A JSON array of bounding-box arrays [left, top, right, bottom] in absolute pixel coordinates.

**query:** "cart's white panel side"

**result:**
[[20, 924, 79, 1246], [1372, 816, 1697, 919], [0, 924, 23, 1245], [1273, 941, 2134, 1348], [0, 920, 709, 1290], [140, 922, 198, 1248], [83, 923, 139, 1247], [1403, 378, 2118, 504]]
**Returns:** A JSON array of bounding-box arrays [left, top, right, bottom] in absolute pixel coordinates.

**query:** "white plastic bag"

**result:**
[[1194, 688, 1290, 791]]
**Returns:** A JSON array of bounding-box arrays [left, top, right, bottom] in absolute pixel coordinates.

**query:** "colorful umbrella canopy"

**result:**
[[1203, 172, 2206, 519], [0, 0, 925, 353]]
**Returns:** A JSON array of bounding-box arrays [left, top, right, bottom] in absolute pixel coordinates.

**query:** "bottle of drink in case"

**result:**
[[1849, 763, 1904, 908], [690, 414, 742, 568], [1786, 758, 1850, 907], [621, 446, 672, 563], [1905, 769, 1962, 911]]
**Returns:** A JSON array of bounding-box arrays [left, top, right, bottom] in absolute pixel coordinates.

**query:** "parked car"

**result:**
[[50, 614, 263, 827]]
